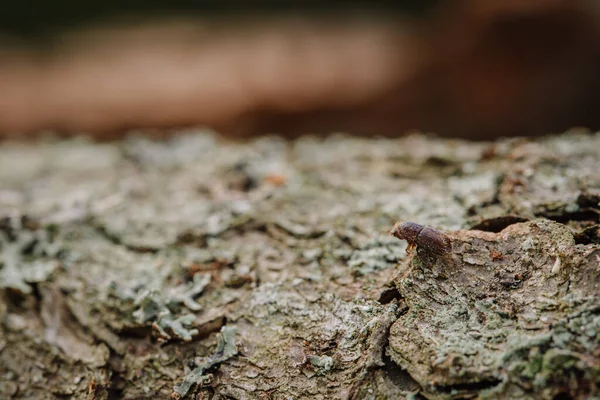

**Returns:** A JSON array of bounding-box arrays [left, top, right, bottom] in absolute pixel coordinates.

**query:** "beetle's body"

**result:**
[[390, 222, 451, 255]]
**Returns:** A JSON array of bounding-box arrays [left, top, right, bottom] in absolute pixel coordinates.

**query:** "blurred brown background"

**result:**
[[1, 0, 599, 140]]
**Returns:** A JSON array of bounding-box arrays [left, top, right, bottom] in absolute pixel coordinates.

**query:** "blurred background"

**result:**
[[1, 0, 599, 140]]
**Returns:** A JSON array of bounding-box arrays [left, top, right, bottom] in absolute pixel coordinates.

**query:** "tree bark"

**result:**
[[0, 130, 599, 399]]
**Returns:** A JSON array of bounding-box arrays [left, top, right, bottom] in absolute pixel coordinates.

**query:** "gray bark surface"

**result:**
[[0, 130, 598, 399]]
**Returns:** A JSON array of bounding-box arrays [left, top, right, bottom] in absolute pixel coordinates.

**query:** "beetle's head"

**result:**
[[389, 221, 422, 243]]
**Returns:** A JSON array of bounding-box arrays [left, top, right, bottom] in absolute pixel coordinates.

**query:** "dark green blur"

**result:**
[[1, 0, 439, 40]]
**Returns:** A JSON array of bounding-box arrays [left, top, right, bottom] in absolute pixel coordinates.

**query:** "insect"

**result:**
[[389, 222, 451, 255]]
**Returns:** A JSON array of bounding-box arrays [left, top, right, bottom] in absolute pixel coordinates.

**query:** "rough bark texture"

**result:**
[[0, 130, 598, 399]]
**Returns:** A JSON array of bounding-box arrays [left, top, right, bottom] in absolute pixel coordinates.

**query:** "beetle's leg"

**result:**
[[406, 242, 415, 254]]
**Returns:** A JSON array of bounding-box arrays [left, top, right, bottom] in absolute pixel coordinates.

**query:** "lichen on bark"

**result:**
[[0, 130, 598, 399], [389, 219, 600, 399]]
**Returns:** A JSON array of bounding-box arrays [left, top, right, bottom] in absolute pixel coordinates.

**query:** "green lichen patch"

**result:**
[[172, 325, 238, 399], [132, 273, 211, 342], [348, 236, 406, 276], [154, 312, 198, 342], [0, 222, 66, 294]]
